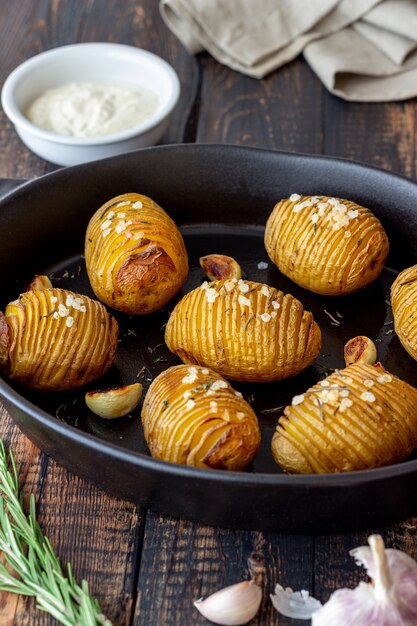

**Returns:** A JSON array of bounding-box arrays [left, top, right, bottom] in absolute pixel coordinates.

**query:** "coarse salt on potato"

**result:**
[[271, 363, 417, 474], [165, 279, 321, 382], [141, 364, 260, 470], [265, 194, 389, 295], [85, 193, 188, 314]]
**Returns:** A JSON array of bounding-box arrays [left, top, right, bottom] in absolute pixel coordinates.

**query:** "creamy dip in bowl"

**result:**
[[1, 43, 180, 166]]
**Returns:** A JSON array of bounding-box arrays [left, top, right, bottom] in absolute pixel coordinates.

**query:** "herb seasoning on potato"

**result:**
[[165, 278, 321, 382], [0, 286, 118, 391], [85, 193, 188, 314], [265, 194, 389, 295], [141, 364, 260, 470], [272, 363, 417, 474]]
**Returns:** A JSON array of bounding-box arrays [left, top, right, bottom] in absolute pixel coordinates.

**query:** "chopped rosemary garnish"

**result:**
[[323, 309, 341, 326], [260, 406, 284, 415], [41, 310, 56, 319], [399, 277, 417, 287], [162, 399, 169, 411], [154, 356, 168, 363], [0, 440, 111, 625], [316, 396, 324, 421]]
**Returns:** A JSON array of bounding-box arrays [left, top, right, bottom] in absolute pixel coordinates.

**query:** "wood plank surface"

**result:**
[[0, 1, 417, 626]]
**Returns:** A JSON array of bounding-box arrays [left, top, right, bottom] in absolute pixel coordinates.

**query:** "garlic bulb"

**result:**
[[194, 580, 262, 625], [312, 534, 417, 625]]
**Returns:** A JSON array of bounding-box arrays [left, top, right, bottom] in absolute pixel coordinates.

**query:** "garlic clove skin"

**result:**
[[270, 585, 322, 620], [344, 335, 377, 367], [312, 534, 417, 626], [85, 383, 143, 418], [194, 580, 262, 625]]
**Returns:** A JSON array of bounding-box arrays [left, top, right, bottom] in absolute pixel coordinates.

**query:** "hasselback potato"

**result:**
[[391, 265, 417, 361], [165, 279, 321, 382], [85, 193, 188, 314], [272, 363, 417, 474], [0, 287, 118, 391], [141, 364, 260, 470], [265, 194, 389, 295]]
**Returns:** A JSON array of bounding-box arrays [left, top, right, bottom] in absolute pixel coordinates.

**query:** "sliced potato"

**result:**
[[165, 279, 321, 382], [85, 383, 143, 418], [265, 195, 389, 295], [85, 193, 188, 314], [141, 364, 260, 470], [272, 363, 417, 474], [391, 265, 417, 361], [199, 254, 242, 281], [0, 288, 118, 391]]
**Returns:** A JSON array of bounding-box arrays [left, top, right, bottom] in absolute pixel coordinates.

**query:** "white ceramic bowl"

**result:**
[[1, 43, 180, 166]]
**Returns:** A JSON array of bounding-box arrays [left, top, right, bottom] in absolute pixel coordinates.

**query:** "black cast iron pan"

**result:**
[[1, 144, 417, 533]]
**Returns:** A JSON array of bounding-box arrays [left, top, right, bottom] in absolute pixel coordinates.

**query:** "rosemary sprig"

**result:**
[[0, 440, 111, 626]]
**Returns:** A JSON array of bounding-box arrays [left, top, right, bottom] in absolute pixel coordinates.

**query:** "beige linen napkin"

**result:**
[[160, 0, 417, 101]]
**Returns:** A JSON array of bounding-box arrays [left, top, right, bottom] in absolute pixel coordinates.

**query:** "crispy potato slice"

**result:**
[[272, 363, 417, 473], [142, 364, 260, 470], [391, 265, 417, 361], [165, 279, 321, 382], [265, 195, 389, 295], [85, 193, 188, 314], [0, 288, 118, 391]]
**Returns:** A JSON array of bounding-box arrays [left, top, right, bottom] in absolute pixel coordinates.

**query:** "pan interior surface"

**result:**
[[1, 145, 417, 531], [4, 224, 416, 474]]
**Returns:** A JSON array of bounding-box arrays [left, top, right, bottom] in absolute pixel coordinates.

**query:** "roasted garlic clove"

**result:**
[[165, 279, 321, 382], [85, 193, 188, 315], [28, 274, 53, 291], [344, 336, 377, 366], [391, 265, 417, 361], [0, 288, 118, 391], [265, 195, 389, 295], [85, 383, 143, 418], [141, 364, 261, 470], [272, 363, 417, 474], [199, 254, 242, 281]]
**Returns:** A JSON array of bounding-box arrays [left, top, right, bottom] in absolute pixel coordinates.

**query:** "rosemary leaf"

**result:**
[[0, 440, 112, 626]]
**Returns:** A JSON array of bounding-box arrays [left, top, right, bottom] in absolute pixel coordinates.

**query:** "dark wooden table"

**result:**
[[1, 2, 416, 625]]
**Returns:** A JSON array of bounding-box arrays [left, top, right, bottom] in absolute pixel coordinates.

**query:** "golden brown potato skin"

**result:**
[[391, 265, 417, 361], [272, 363, 417, 474], [142, 364, 260, 470], [0, 288, 118, 391], [85, 193, 188, 314], [265, 195, 389, 295], [165, 279, 321, 382]]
